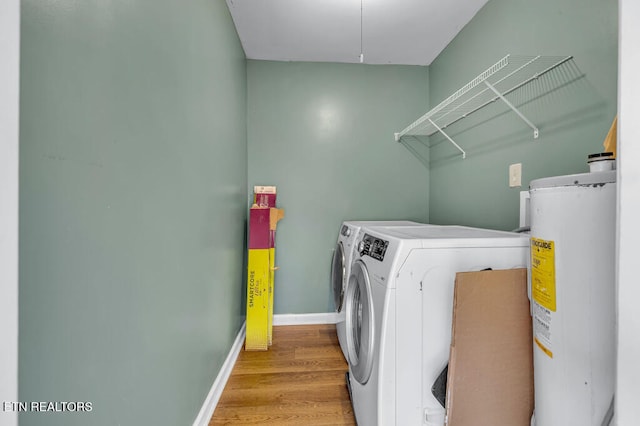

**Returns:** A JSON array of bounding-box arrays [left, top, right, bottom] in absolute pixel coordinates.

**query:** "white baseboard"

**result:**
[[273, 312, 339, 325], [192, 322, 246, 426]]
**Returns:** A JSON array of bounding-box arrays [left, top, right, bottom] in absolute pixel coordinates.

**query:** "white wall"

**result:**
[[0, 0, 19, 425], [616, 1, 640, 425]]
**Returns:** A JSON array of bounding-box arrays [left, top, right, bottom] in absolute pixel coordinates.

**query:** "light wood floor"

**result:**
[[209, 324, 357, 425]]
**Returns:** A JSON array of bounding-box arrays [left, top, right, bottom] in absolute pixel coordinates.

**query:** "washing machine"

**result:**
[[345, 225, 530, 426], [331, 221, 426, 360]]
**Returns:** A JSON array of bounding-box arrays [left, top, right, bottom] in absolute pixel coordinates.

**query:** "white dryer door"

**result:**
[[346, 259, 375, 385], [331, 242, 345, 312]]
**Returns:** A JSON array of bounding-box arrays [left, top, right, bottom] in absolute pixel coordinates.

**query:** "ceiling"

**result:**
[[225, 0, 490, 66]]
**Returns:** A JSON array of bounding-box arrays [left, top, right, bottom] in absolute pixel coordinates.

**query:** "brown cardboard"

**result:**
[[446, 268, 533, 426], [269, 207, 285, 231]]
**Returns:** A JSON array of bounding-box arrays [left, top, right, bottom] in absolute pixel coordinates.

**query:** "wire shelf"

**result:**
[[394, 54, 573, 158]]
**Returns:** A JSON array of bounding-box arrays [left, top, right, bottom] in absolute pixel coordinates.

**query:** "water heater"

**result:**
[[529, 168, 616, 426]]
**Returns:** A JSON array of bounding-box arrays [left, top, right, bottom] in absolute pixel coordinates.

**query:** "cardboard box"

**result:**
[[248, 207, 285, 251], [248, 207, 271, 249], [266, 246, 276, 346], [266, 209, 283, 345], [245, 248, 271, 351], [445, 268, 533, 426], [253, 185, 277, 207], [245, 194, 284, 351]]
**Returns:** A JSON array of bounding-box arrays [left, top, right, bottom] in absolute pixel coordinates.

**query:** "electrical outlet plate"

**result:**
[[509, 163, 522, 187]]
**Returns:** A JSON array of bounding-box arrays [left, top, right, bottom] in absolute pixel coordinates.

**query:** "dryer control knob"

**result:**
[[357, 241, 365, 254], [345, 228, 351, 237]]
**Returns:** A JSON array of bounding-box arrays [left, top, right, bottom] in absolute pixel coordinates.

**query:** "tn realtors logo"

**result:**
[[2, 401, 93, 413]]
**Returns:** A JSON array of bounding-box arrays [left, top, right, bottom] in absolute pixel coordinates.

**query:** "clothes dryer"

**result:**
[[345, 225, 529, 426], [331, 221, 425, 360]]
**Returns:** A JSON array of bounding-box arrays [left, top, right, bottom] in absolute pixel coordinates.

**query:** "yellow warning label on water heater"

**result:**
[[531, 237, 556, 312]]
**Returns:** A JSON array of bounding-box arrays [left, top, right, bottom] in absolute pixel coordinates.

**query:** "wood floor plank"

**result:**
[[294, 344, 344, 360], [210, 408, 354, 426], [209, 324, 356, 425], [232, 357, 347, 375], [218, 383, 350, 407], [223, 370, 348, 391]]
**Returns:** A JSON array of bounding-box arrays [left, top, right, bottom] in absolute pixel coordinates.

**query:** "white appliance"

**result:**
[[331, 221, 425, 360], [345, 225, 530, 426], [529, 169, 616, 426]]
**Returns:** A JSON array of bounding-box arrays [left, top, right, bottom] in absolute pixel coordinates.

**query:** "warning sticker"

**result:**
[[531, 237, 556, 358], [533, 302, 553, 358], [531, 237, 556, 311]]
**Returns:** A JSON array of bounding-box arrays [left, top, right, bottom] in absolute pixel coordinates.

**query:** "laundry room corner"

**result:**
[[246, 60, 430, 315], [427, 0, 618, 232]]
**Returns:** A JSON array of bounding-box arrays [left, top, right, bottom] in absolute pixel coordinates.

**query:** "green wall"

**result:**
[[247, 61, 429, 314], [428, 0, 618, 230], [19, 1, 247, 425]]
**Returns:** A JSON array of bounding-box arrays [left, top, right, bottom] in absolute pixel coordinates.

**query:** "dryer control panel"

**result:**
[[358, 234, 389, 261]]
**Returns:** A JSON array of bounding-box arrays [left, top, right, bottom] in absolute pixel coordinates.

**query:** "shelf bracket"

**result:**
[[483, 80, 539, 138], [428, 119, 466, 159]]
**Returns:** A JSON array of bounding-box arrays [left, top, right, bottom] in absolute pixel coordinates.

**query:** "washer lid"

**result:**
[[374, 225, 526, 241], [530, 170, 616, 189]]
